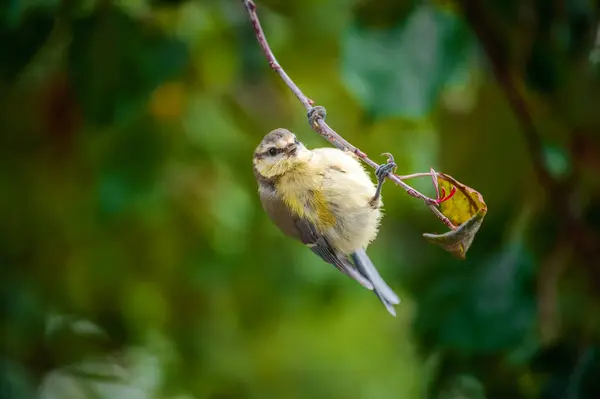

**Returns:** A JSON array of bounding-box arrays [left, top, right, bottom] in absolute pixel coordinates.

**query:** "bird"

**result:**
[[252, 108, 400, 316]]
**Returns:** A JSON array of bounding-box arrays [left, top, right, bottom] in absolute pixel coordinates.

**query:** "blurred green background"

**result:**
[[1, 0, 600, 398]]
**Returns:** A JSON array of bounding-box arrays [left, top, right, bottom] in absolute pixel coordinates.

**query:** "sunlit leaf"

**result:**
[[423, 172, 487, 258], [437, 173, 487, 226]]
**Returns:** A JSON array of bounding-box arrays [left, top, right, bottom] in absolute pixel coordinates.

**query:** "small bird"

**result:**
[[252, 111, 400, 316]]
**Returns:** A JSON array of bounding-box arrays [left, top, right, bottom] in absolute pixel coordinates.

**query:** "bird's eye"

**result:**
[[294, 138, 299, 145], [268, 147, 278, 156]]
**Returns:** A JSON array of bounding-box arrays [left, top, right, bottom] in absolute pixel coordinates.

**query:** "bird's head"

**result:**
[[253, 128, 311, 178]]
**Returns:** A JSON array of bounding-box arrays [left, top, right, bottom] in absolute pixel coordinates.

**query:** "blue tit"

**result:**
[[252, 126, 400, 316]]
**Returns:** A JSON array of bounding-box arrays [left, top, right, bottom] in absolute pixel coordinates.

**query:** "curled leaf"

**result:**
[[437, 172, 487, 226], [423, 172, 487, 258], [423, 208, 486, 259]]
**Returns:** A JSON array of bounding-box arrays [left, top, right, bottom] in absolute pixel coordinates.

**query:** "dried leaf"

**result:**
[[423, 208, 486, 259], [423, 172, 487, 258], [437, 173, 487, 226]]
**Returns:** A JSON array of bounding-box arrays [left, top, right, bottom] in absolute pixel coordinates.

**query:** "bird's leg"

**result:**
[[308, 106, 327, 127], [369, 153, 397, 208]]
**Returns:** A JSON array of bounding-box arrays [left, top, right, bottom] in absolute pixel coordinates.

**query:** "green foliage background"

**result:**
[[1, 0, 600, 398]]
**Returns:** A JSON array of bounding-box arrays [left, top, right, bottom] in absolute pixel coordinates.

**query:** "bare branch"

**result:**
[[242, 0, 314, 111], [396, 172, 438, 180], [242, 0, 456, 230]]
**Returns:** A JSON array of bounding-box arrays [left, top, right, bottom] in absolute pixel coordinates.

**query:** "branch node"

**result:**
[[308, 105, 327, 128]]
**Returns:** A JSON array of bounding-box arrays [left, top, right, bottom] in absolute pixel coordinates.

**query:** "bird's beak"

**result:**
[[286, 143, 298, 155]]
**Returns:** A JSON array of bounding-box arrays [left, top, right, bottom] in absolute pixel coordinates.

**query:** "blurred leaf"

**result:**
[[438, 374, 486, 399], [416, 240, 536, 353], [542, 144, 571, 180], [150, 81, 186, 119], [525, 40, 563, 94], [341, 4, 472, 118], [535, 345, 600, 399], [423, 173, 487, 258], [1, 280, 46, 359], [424, 209, 486, 259], [352, 0, 416, 29], [0, 8, 54, 83], [150, 0, 191, 7], [0, 357, 36, 399], [68, 6, 188, 127], [96, 119, 166, 217], [38, 344, 166, 399], [44, 314, 113, 367]]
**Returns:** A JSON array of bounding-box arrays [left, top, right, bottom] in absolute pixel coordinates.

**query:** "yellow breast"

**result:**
[[276, 166, 336, 231]]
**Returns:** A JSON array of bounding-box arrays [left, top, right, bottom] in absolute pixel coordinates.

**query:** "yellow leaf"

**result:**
[[437, 172, 487, 226], [422, 172, 487, 258]]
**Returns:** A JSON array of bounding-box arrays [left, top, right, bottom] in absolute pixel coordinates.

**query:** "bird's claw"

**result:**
[[381, 152, 395, 164], [375, 153, 397, 182], [308, 106, 327, 127]]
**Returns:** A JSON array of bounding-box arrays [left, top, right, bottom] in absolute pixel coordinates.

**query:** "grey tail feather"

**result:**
[[373, 290, 397, 317], [351, 249, 400, 316]]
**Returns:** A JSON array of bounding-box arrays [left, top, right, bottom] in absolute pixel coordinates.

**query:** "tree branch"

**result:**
[[242, 0, 456, 230]]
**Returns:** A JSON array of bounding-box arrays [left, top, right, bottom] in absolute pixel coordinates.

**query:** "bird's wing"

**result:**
[[259, 188, 374, 290], [297, 220, 374, 290]]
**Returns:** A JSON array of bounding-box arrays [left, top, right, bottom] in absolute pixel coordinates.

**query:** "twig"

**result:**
[[396, 172, 438, 180], [242, 0, 314, 110], [242, 0, 456, 230]]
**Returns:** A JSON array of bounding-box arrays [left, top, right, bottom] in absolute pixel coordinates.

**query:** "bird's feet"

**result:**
[[369, 153, 397, 208], [308, 106, 327, 127], [375, 153, 397, 184]]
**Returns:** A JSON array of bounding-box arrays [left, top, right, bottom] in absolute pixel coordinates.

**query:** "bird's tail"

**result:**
[[351, 249, 400, 317]]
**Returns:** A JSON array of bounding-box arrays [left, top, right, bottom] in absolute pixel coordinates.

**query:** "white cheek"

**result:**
[[256, 157, 282, 178], [268, 156, 283, 166]]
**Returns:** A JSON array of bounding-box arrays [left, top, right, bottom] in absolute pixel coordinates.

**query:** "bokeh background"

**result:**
[[2, 0, 600, 398]]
